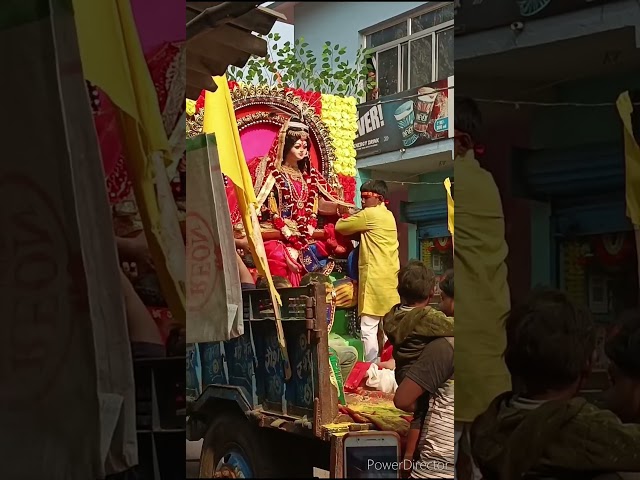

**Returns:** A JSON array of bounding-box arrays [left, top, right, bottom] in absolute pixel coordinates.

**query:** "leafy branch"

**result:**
[[227, 33, 376, 99]]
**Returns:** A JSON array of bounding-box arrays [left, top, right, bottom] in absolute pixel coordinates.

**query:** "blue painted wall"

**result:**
[[293, 2, 428, 63]]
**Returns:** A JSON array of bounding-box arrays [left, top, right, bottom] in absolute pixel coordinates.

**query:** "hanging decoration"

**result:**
[[592, 232, 635, 270]]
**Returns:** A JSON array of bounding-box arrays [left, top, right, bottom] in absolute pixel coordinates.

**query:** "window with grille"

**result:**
[[363, 3, 454, 97]]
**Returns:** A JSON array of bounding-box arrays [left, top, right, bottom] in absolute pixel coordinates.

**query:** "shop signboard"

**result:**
[[355, 76, 454, 160], [454, 0, 611, 36]]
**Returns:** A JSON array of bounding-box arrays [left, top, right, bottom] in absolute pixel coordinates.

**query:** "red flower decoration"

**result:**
[[283, 87, 322, 116], [227, 80, 239, 92], [195, 90, 206, 112], [338, 175, 356, 204]]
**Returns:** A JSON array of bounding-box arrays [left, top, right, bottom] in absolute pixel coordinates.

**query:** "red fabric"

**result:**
[[381, 341, 393, 363], [263, 240, 302, 287], [344, 361, 372, 393]]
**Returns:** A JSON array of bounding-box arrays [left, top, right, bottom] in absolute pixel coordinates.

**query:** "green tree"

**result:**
[[227, 33, 376, 99]]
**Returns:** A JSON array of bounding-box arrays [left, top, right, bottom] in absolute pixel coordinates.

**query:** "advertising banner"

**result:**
[[355, 76, 453, 159]]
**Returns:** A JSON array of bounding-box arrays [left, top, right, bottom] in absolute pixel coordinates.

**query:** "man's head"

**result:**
[[454, 96, 482, 158], [438, 269, 454, 316], [256, 276, 292, 289], [504, 289, 596, 399], [360, 179, 388, 208], [397, 260, 436, 307], [605, 310, 640, 423]]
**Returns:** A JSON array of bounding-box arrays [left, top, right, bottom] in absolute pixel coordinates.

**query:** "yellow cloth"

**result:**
[[336, 204, 400, 317], [72, 0, 169, 155], [455, 150, 511, 423], [616, 91, 640, 226], [203, 76, 281, 306], [444, 177, 454, 237], [73, 0, 184, 322]]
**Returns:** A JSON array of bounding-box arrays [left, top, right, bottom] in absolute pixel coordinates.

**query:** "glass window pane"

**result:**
[[366, 21, 408, 48], [377, 47, 399, 97], [401, 43, 409, 91], [409, 36, 433, 89], [436, 28, 453, 81], [411, 4, 454, 33]]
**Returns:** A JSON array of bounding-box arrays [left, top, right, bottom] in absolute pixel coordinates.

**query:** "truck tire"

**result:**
[[198, 411, 282, 478]]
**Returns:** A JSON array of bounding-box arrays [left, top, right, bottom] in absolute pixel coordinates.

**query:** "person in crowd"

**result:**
[[438, 269, 454, 317], [470, 289, 640, 479], [384, 260, 454, 479], [454, 96, 512, 479], [255, 275, 292, 289], [605, 309, 640, 424], [336, 179, 400, 362]]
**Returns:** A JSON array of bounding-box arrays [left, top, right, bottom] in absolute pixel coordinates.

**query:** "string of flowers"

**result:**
[[320, 94, 358, 203]]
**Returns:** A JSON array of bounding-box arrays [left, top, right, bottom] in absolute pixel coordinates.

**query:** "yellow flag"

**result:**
[[617, 91, 640, 226], [72, 0, 169, 155], [203, 76, 281, 306], [444, 177, 454, 238]]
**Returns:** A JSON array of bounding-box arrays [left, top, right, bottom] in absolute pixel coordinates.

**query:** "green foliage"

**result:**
[[227, 33, 377, 99]]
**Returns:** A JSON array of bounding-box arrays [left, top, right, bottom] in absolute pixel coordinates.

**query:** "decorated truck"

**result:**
[[184, 80, 451, 477]]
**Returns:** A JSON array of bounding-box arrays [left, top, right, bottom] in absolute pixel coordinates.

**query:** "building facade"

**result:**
[[271, 1, 455, 267], [455, 0, 640, 390]]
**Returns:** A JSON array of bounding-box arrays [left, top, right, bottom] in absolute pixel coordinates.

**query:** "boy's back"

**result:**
[[472, 393, 640, 479]]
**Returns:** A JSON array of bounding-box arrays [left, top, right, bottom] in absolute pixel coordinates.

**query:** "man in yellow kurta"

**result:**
[[454, 97, 512, 480], [336, 180, 400, 362], [616, 91, 640, 297]]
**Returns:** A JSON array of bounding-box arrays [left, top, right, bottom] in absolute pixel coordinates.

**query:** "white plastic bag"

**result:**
[[365, 364, 398, 393]]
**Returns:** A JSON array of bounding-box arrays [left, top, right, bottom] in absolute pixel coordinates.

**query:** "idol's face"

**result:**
[[287, 139, 308, 162]]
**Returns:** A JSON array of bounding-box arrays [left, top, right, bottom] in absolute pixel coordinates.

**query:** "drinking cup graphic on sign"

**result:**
[[394, 101, 419, 147], [414, 87, 438, 136]]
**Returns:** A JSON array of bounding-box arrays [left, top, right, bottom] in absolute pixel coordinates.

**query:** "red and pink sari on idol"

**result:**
[[226, 118, 355, 287]]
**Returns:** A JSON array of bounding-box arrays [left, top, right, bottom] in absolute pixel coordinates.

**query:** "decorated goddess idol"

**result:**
[[245, 116, 355, 286], [187, 84, 359, 287]]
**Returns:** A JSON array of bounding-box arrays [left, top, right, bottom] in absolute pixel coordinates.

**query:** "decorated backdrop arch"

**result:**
[[230, 83, 337, 182]]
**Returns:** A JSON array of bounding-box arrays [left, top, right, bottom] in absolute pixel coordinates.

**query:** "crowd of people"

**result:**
[[454, 96, 640, 480]]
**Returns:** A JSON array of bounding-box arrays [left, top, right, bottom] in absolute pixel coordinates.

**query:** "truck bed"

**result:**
[[187, 284, 411, 442]]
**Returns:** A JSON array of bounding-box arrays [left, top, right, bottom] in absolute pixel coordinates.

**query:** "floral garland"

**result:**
[[271, 168, 321, 251], [320, 94, 358, 203]]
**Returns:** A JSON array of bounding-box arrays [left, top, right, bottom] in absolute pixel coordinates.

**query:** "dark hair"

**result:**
[[283, 117, 310, 172], [455, 96, 482, 142], [504, 288, 596, 396], [605, 309, 640, 380], [256, 276, 292, 289], [361, 179, 388, 198], [397, 260, 435, 306], [439, 269, 454, 299]]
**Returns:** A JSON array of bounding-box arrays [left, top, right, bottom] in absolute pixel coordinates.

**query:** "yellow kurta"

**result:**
[[455, 150, 511, 423], [616, 91, 640, 226], [336, 204, 400, 317]]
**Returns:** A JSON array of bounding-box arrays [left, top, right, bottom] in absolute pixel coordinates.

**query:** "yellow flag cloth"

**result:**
[[444, 177, 454, 237], [616, 91, 640, 226], [203, 76, 281, 306]]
